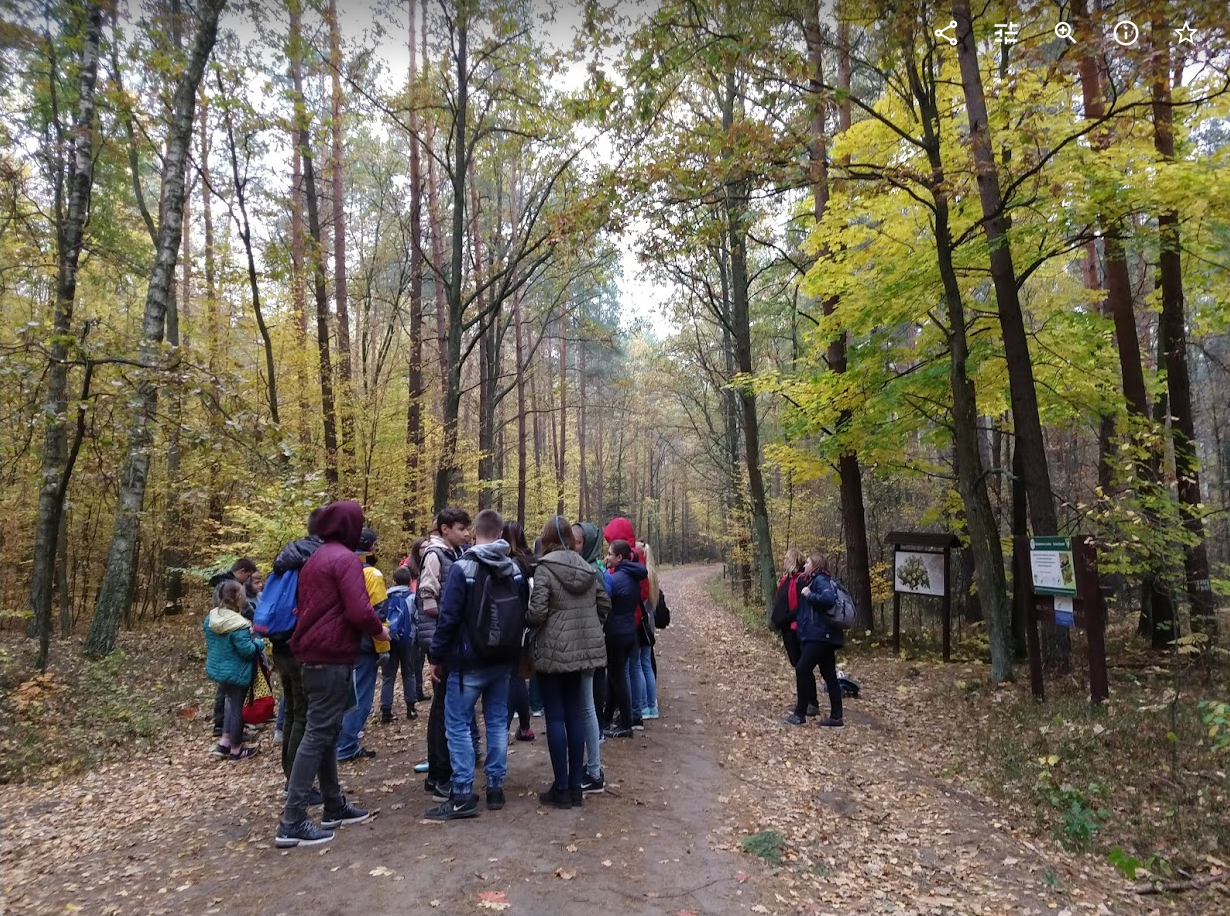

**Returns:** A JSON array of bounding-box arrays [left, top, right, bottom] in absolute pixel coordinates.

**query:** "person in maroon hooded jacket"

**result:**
[[275, 501, 391, 849]]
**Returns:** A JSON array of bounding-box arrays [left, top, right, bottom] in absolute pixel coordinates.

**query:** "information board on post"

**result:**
[[1029, 536, 1076, 597]]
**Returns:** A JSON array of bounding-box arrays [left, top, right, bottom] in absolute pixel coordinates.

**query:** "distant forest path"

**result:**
[[2, 566, 1147, 916]]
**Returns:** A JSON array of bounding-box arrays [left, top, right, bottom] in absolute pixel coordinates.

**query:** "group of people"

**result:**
[[772, 548, 845, 728], [201, 500, 669, 848]]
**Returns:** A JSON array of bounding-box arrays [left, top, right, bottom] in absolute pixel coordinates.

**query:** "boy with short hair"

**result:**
[[425, 508, 527, 820], [380, 564, 418, 722]]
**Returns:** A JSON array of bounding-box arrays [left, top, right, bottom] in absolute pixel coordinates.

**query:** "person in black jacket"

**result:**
[[601, 540, 646, 738], [786, 552, 844, 728]]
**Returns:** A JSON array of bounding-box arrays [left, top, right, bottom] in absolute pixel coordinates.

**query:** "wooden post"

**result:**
[[941, 544, 952, 663], [892, 589, 901, 654], [1076, 538, 1109, 703], [1017, 535, 1045, 701]]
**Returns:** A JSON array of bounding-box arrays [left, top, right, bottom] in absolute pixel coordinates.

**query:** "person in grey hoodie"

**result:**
[[528, 516, 611, 808]]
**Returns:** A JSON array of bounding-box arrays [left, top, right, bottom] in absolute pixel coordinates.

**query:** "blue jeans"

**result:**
[[639, 645, 657, 710], [336, 650, 378, 759], [538, 671, 586, 791], [580, 670, 601, 777], [627, 650, 646, 714], [444, 664, 512, 796]]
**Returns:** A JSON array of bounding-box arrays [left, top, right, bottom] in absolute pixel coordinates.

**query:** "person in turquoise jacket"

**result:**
[[205, 580, 264, 760]]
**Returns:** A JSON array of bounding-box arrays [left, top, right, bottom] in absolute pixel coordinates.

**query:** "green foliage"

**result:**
[[740, 829, 784, 864], [1197, 700, 1230, 753], [1106, 846, 1172, 882]]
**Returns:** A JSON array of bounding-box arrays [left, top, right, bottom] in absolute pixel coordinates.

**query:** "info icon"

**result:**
[[1113, 19, 1139, 46]]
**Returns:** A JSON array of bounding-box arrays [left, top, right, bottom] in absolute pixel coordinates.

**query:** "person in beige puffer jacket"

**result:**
[[526, 516, 611, 808]]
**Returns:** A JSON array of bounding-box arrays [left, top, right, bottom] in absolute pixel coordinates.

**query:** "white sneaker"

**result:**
[[273, 729, 284, 744]]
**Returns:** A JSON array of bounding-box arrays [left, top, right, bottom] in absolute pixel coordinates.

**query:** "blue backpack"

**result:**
[[386, 587, 415, 643], [253, 568, 299, 640]]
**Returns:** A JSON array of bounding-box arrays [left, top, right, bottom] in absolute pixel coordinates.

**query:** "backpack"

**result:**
[[827, 578, 857, 630], [386, 588, 415, 643], [654, 589, 671, 629], [252, 568, 299, 641], [770, 574, 801, 630], [463, 561, 526, 663]]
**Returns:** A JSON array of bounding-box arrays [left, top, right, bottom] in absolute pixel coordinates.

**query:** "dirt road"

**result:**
[[1, 566, 1148, 916]]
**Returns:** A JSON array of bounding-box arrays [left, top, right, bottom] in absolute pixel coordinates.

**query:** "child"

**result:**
[[205, 580, 263, 760], [380, 564, 419, 722]]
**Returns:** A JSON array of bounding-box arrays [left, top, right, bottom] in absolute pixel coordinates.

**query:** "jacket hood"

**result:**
[[613, 560, 648, 581], [207, 570, 232, 588], [467, 539, 518, 578], [208, 605, 252, 635], [539, 549, 598, 594], [386, 584, 410, 596], [603, 517, 635, 546], [579, 522, 603, 566], [317, 500, 365, 550]]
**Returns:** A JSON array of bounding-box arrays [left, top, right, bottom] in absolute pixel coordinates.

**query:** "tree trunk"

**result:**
[[404, 0, 424, 535], [433, 8, 469, 511], [1150, 10, 1217, 640], [289, 0, 339, 489], [514, 281, 528, 522], [85, 0, 226, 657], [327, 0, 355, 475], [907, 53, 1013, 682], [199, 94, 225, 522], [578, 334, 588, 520], [951, 0, 1065, 666], [557, 315, 568, 515], [290, 135, 313, 450], [30, 1, 103, 669]]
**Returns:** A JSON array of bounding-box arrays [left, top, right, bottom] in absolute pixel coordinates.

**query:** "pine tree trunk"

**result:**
[[290, 137, 313, 450], [199, 95, 224, 522], [327, 0, 355, 476], [557, 317, 567, 516], [289, 0, 339, 489], [30, 1, 103, 668], [404, 0, 425, 535], [578, 336, 588, 520], [514, 283, 528, 522], [1150, 10, 1217, 640], [85, 0, 226, 658]]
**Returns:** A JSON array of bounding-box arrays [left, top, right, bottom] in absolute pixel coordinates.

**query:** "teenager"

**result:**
[[602, 539, 647, 738], [336, 527, 387, 762], [573, 521, 607, 791], [773, 547, 816, 717], [416, 508, 471, 799], [503, 520, 536, 742], [426, 509, 527, 820], [787, 552, 844, 728], [276, 500, 389, 848], [528, 517, 611, 808]]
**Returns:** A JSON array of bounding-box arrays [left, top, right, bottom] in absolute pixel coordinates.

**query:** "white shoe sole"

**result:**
[[275, 832, 334, 848], [321, 812, 371, 829]]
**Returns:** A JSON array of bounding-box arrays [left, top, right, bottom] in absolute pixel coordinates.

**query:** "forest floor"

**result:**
[[0, 566, 1224, 916]]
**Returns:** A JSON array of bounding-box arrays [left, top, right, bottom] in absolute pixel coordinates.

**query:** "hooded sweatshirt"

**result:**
[[603, 517, 651, 607], [604, 559, 648, 638], [290, 501, 384, 665], [578, 522, 605, 578], [527, 548, 611, 673], [429, 539, 527, 670], [204, 605, 264, 686], [414, 533, 461, 648]]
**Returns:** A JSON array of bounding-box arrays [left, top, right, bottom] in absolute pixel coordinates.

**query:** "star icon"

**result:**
[[1173, 21, 1197, 46]]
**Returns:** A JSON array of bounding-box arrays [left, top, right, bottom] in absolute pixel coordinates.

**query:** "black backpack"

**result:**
[[462, 561, 526, 663]]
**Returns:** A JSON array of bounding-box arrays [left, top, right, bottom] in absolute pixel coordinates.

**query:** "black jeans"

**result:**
[[380, 637, 418, 715], [507, 671, 531, 731], [795, 641, 841, 720], [220, 682, 247, 746], [781, 627, 801, 668], [538, 671, 586, 791], [427, 663, 451, 784], [271, 640, 307, 780], [602, 633, 637, 728], [281, 663, 351, 825]]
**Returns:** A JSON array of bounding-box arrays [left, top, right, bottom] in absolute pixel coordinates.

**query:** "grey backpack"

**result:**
[[827, 579, 857, 630]]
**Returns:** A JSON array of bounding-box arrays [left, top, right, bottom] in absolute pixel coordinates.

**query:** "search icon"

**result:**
[[1055, 21, 1076, 43]]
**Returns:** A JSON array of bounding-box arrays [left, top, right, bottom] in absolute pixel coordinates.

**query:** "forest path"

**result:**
[[1, 566, 1144, 916]]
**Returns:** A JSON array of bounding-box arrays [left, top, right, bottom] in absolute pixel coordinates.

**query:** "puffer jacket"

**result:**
[[414, 534, 460, 649], [604, 560, 647, 638], [290, 501, 384, 665], [797, 572, 843, 647], [204, 606, 263, 686], [273, 534, 322, 574], [527, 549, 611, 673]]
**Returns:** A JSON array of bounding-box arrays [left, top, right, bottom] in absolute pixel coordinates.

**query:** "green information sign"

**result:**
[[1029, 536, 1077, 596]]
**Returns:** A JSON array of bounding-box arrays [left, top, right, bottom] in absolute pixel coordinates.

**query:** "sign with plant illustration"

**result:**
[[893, 550, 945, 597], [1029, 536, 1077, 596]]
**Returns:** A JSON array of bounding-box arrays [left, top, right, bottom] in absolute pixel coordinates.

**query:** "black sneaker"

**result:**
[[321, 799, 371, 828], [425, 793, 479, 821], [570, 788, 584, 807], [307, 787, 324, 807], [212, 726, 224, 737], [379, 708, 394, 724], [818, 717, 845, 728], [806, 703, 820, 716], [631, 717, 645, 731], [275, 818, 335, 848], [784, 713, 807, 726], [407, 706, 418, 720], [538, 786, 572, 809], [581, 770, 605, 794], [426, 779, 453, 802], [602, 726, 633, 739], [486, 788, 506, 811], [338, 746, 377, 762]]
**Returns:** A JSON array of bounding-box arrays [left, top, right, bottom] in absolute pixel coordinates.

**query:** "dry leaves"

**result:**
[[476, 890, 511, 910]]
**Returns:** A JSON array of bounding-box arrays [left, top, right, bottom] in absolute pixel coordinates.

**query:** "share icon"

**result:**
[[935, 19, 957, 45]]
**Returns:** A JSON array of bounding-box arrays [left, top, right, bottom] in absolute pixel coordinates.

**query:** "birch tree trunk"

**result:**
[[85, 0, 226, 657]]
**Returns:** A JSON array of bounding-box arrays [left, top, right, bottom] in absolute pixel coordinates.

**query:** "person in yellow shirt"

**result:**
[[337, 527, 387, 762]]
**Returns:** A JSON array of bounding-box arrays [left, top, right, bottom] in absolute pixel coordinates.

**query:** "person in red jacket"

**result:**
[[276, 501, 391, 849]]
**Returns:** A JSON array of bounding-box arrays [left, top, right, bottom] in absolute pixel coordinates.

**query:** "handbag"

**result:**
[[242, 653, 277, 725], [654, 590, 671, 629]]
